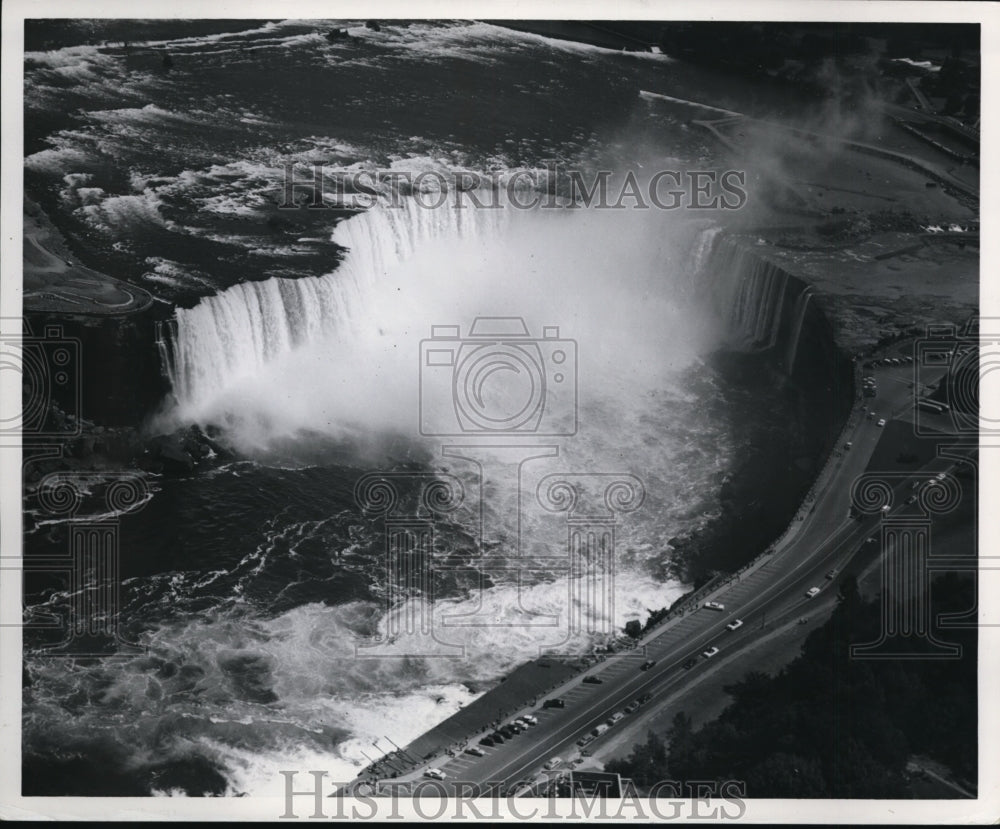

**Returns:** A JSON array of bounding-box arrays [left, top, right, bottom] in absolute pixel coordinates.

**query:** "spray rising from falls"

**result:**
[[163, 193, 720, 449]]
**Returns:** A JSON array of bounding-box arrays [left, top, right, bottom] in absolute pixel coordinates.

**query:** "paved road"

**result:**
[[376, 350, 966, 795]]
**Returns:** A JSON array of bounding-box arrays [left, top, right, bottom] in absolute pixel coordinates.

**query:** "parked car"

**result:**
[[877, 418, 887, 427], [825, 569, 837, 579], [682, 657, 697, 670], [583, 675, 603, 685], [521, 714, 538, 725], [544, 757, 563, 770], [638, 693, 653, 704], [640, 660, 656, 671], [425, 768, 446, 780], [543, 698, 566, 709], [491, 732, 506, 744], [592, 723, 610, 737], [577, 734, 595, 747], [624, 701, 640, 714], [702, 646, 719, 659], [607, 712, 625, 725], [704, 601, 725, 611], [479, 736, 495, 747], [466, 746, 485, 757], [806, 586, 821, 598], [726, 618, 744, 631]]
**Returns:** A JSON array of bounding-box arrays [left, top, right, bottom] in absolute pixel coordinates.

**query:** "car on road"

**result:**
[[825, 569, 837, 579], [607, 712, 625, 725], [624, 701, 640, 714], [702, 646, 719, 659], [877, 418, 886, 427], [425, 768, 446, 780], [726, 619, 744, 631], [866, 411, 875, 419], [806, 586, 821, 598], [465, 746, 485, 757], [583, 675, 603, 684], [544, 757, 563, 770], [640, 660, 656, 671], [682, 657, 698, 669], [543, 698, 565, 709], [704, 601, 725, 611], [638, 693, 653, 704]]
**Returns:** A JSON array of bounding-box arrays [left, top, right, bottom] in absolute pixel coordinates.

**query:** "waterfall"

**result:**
[[695, 233, 815, 374], [165, 207, 825, 428], [785, 286, 813, 374], [167, 195, 510, 414]]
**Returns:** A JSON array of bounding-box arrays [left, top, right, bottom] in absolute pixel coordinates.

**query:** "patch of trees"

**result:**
[[608, 573, 976, 797]]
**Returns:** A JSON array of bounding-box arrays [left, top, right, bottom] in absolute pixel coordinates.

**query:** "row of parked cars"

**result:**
[[421, 712, 546, 778], [477, 713, 539, 749]]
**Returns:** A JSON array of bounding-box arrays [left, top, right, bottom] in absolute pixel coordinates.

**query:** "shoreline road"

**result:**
[[364, 350, 968, 795]]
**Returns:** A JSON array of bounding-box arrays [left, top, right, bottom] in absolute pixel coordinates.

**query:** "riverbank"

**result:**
[[23, 197, 154, 315]]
